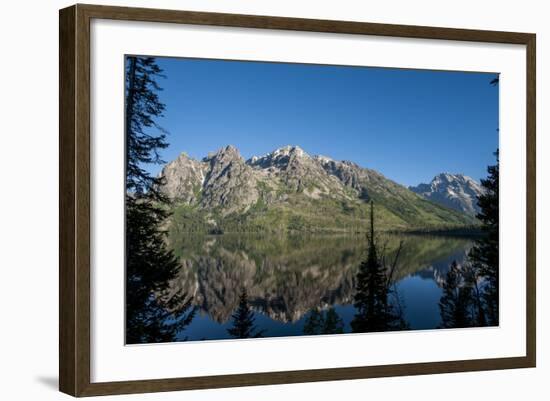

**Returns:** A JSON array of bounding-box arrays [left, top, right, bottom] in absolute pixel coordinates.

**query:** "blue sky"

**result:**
[[144, 56, 498, 186]]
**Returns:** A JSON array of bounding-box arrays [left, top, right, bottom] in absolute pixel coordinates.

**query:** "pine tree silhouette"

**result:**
[[303, 307, 344, 335], [323, 308, 345, 334], [303, 309, 324, 335], [125, 56, 195, 344], [461, 262, 487, 326], [469, 150, 499, 326], [438, 261, 476, 328], [351, 201, 406, 333], [227, 288, 263, 339]]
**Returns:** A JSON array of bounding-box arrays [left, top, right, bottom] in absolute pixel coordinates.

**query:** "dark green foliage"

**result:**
[[469, 150, 499, 325], [126, 198, 196, 343], [438, 261, 477, 328], [303, 308, 344, 335], [125, 56, 168, 199], [351, 202, 408, 333], [323, 308, 345, 334], [438, 151, 499, 329], [168, 204, 211, 235], [125, 56, 195, 344], [462, 263, 487, 327], [227, 288, 264, 339]]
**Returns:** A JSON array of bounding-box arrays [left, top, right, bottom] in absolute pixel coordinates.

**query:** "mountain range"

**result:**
[[159, 145, 479, 233], [409, 173, 484, 216]]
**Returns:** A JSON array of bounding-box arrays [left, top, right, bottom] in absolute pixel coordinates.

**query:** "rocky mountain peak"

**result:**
[[174, 151, 191, 162], [274, 145, 307, 157], [315, 157, 366, 194], [159, 151, 207, 203], [204, 145, 242, 164], [313, 154, 334, 164], [199, 145, 259, 215], [158, 145, 474, 229], [410, 173, 483, 216], [431, 173, 481, 192], [248, 145, 310, 169], [246, 145, 347, 196]]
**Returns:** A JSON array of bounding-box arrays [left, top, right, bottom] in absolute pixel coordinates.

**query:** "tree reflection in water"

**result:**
[[438, 151, 499, 329]]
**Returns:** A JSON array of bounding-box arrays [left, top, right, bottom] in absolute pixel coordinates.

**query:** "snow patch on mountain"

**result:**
[[409, 173, 484, 216]]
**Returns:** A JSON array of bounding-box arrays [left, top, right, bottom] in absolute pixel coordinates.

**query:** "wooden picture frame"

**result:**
[[59, 3, 536, 397]]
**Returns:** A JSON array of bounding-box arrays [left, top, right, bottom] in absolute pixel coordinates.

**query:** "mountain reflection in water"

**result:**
[[163, 233, 473, 341]]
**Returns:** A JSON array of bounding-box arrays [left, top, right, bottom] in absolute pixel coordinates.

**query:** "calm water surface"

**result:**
[[167, 233, 473, 341]]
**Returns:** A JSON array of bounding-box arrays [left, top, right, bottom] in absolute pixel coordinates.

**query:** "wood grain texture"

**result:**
[[78, 356, 533, 397], [78, 3, 533, 44], [75, 4, 92, 396], [525, 35, 536, 367], [59, 3, 537, 397], [59, 5, 76, 396]]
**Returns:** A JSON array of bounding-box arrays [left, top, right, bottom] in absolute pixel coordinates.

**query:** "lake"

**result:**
[[164, 233, 475, 341]]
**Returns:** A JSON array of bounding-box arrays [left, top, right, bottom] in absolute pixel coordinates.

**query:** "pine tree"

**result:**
[[438, 261, 475, 328], [303, 309, 324, 335], [125, 56, 195, 344], [323, 308, 345, 334], [227, 288, 263, 339], [461, 263, 487, 326], [351, 202, 403, 333], [125, 56, 169, 198], [303, 307, 344, 335], [469, 151, 499, 325]]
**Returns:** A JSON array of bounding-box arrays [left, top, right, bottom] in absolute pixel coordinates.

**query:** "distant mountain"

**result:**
[[159, 145, 475, 233], [409, 173, 484, 216]]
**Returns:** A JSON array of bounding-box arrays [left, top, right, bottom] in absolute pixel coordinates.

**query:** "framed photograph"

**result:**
[[59, 4, 536, 397]]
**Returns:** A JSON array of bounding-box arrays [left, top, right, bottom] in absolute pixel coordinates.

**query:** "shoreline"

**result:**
[[170, 226, 484, 238]]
